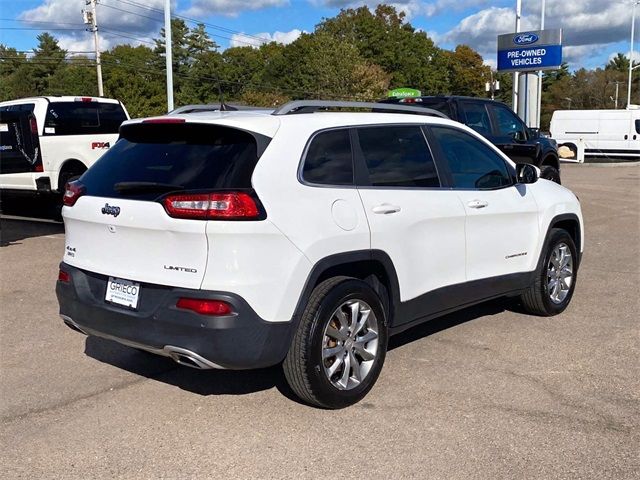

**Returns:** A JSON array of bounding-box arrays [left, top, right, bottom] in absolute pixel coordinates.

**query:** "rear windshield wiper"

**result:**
[[113, 181, 184, 194]]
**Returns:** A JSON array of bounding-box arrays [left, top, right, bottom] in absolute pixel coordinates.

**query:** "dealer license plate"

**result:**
[[105, 277, 140, 309]]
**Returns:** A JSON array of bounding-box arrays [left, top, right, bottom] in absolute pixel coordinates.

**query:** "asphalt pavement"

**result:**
[[1, 164, 639, 479]]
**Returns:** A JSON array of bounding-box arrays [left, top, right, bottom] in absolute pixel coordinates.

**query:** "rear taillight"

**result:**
[[176, 298, 233, 316], [63, 181, 86, 207], [29, 116, 38, 134], [58, 269, 70, 283], [162, 192, 261, 220]]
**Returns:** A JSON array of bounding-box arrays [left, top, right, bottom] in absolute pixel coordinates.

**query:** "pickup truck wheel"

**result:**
[[283, 277, 388, 409], [520, 228, 577, 316], [540, 165, 561, 184]]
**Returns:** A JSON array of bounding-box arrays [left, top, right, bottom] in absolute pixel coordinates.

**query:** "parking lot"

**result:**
[[0, 164, 638, 479]]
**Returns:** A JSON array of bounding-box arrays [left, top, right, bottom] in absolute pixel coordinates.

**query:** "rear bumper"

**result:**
[[56, 263, 294, 369]]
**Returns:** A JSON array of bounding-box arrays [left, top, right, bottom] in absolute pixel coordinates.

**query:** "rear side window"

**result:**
[[0, 103, 35, 113], [356, 126, 439, 188], [302, 129, 353, 185], [635, 119, 640, 135], [460, 102, 492, 136], [44, 102, 127, 135], [80, 124, 266, 200], [431, 126, 512, 190]]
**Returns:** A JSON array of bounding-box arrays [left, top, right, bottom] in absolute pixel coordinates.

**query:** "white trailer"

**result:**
[[550, 108, 640, 162]]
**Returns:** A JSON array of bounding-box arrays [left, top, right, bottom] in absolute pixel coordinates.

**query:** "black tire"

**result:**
[[540, 165, 561, 184], [283, 276, 388, 409], [520, 228, 578, 316]]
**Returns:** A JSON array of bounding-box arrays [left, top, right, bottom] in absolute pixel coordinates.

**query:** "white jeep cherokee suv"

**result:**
[[56, 101, 584, 408]]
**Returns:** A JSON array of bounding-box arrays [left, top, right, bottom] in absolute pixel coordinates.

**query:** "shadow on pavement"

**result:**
[[0, 191, 62, 221], [82, 297, 517, 402], [84, 335, 294, 398], [0, 218, 64, 247]]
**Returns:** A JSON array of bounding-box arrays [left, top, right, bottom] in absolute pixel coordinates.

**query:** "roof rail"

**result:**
[[271, 100, 449, 119], [169, 104, 273, 115]]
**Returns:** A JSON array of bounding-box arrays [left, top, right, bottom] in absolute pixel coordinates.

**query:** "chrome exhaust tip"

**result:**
[[60, 315, 88, 335], [162, 346, 223, 370]]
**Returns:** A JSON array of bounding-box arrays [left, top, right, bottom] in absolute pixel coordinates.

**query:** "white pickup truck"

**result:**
[[0, 96, 129, 193]]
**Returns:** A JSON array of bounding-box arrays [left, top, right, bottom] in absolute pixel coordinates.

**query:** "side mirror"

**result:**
[[528, 127, 540, 139], [516, 163, 539, 184], [509, 130, 527, 142]]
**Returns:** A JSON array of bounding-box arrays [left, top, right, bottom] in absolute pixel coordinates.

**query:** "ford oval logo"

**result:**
[[513, 33, 539, 45]]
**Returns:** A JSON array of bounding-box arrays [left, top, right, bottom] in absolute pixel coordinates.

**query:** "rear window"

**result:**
[[0, 103, 35, 113], [80, 123, 267, 200], [44, 101, 127, 135], [302, 129, 353, 185]]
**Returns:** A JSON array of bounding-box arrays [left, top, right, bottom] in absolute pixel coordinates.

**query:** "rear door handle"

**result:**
[[467, 199, 489, 209], [372, 204, 401, 214]]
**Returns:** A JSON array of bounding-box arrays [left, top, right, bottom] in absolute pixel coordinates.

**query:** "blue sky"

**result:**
[[0, 0, 635, 71]]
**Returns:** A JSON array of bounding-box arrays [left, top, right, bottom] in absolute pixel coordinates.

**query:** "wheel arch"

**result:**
[[291, 250, 401, 328], [541, 152, 560, 170], [56, 158, 87, 191], [547, 213, 582, 266]]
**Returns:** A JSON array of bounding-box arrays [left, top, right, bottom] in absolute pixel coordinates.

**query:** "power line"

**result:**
[[0, 18, 86, 27], [101, 0, 266, 47], [109, 0, 273, 44], [0, 27, 83, 31]]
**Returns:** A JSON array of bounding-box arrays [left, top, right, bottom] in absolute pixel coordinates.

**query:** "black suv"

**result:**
[[380, 96, 561, 183]]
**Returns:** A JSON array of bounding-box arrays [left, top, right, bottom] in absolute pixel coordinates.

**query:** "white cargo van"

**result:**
[[0, 96, 129, 192], [550, 108, 640, 162]]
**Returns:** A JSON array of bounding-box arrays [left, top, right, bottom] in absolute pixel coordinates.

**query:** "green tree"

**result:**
[[32, 33, 67, 94], [0, 45, 33, 100], [103, 45, 165, 117], [445, 45, 490, 96], [606, 53, 630, 72], [264, 32, 389, 100], [317, 4, 449, 94]]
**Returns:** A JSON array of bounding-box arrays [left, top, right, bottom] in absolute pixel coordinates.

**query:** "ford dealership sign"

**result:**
[[497, 29, 562, 72]]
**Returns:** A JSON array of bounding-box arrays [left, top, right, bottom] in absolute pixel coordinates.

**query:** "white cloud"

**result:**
[[312, 0, 493, 19], [182, 0, 288, 18], [442, 0, 637, 69], [19, 0, 167, 54], [229, 29, 304, 48]]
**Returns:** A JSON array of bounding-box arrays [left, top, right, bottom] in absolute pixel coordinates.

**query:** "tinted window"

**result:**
[[635, 119, 640, 135], [302, 129, 353, 185], [357, 126, 439, 188], [417, 99, 452, 118], [461, 102, 491, 136], [44, 102, 127, 135], [490, 104, 526, 138], [80, 124, 264, 200], [0, 103, 35, 113], [431, 126, 512, 189]]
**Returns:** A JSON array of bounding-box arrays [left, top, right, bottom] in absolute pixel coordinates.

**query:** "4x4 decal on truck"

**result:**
[[91, 141, 111, 150]]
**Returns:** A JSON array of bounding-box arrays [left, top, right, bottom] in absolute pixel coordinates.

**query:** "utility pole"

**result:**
[[164, 0, 174, 112], [512, 0, 522, 113], [536, 0, 546, 128], [628, 1, 638, 109], [615, 81, 621, 109], [83, 0, 103, 97]]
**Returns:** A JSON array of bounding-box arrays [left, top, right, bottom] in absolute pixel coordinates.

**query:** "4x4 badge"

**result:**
[[101, 203, 121, 217]]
